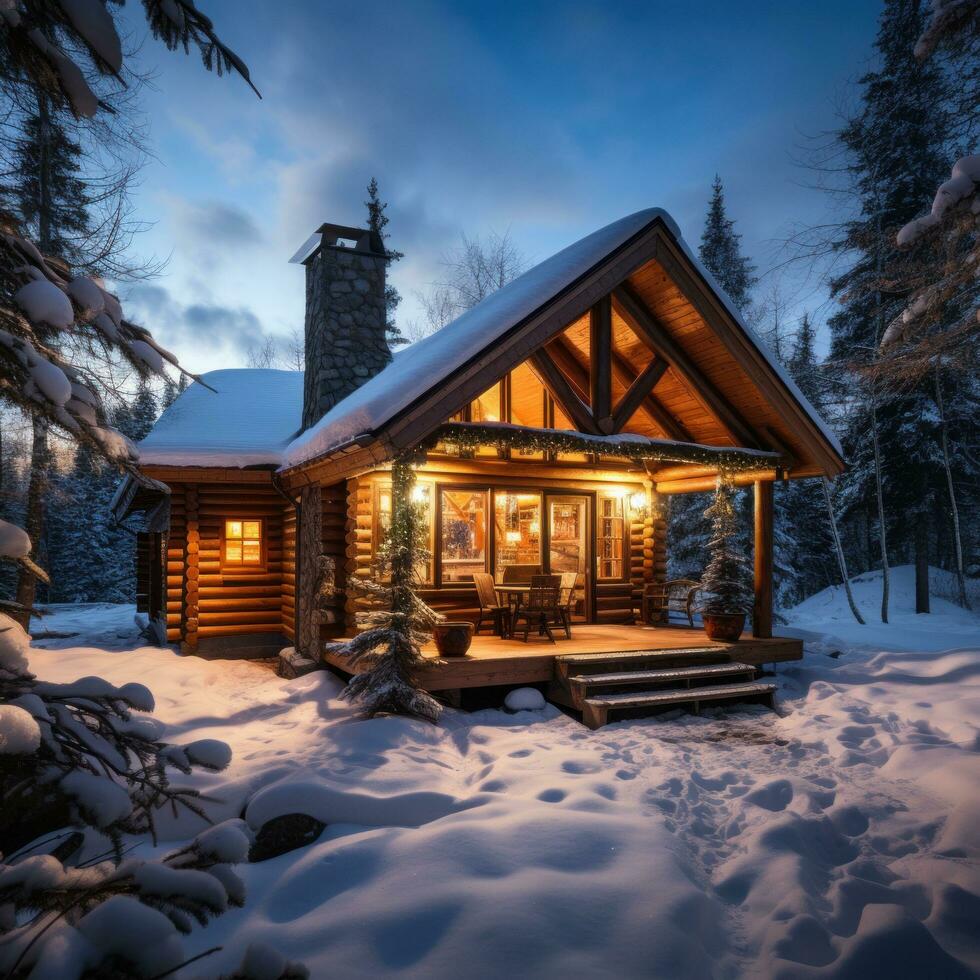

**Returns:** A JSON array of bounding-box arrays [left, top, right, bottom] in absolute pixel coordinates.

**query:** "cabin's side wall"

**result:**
[[281, 502, 296, 642], [162, 477, 288, 657]]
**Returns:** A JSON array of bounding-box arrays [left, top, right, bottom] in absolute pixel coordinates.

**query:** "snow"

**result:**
[[59, 769, 132, 828], [22, 580, 979, 978], [282, 208, 842, 469], [14, 278, 74, 329], [138, 368, 303, 467], [0, 518, 32, 559], [504, 687, 546, 711], [77, 896, 184, 976], [192, 819, 251, 864], [0, 704, 41, 754], [66, 275, 105, 319]]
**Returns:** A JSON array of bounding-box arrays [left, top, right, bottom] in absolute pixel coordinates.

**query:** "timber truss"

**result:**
[[528, 284, 770, 452]]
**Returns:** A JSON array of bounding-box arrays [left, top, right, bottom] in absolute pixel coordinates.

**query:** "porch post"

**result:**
[[753, 480, 773, 638]]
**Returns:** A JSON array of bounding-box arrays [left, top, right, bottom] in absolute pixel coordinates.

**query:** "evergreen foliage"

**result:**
[[698, 175, 758, 315], [12, 108, 90, 265], [671, 175, 760, 582], [824, 0, 968, 600], [699, 475, 754, 615], [365, 177, 407, 347], [326, 456, 443, 722]]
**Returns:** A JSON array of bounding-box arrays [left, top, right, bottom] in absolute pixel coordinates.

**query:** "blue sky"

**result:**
[[118, 0, 884, 373]]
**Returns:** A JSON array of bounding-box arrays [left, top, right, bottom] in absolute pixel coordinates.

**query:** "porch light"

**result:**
[[410, 484, 429, 505], [629, 491, 649, 515]]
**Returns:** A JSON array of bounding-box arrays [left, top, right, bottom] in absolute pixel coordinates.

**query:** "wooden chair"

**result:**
[[512, 574, 563, 642], [501, 564, 542, 585], [473, 572, 509, 637], [557, 571, 579, 638], [640, 578, 702, 626]]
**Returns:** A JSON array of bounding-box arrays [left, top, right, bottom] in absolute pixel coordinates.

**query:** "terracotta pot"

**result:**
[[702, 612, 746, 642], [432, 621, 474, 658]]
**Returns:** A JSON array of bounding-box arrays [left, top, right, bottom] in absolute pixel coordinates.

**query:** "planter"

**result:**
[[702, 612, 746, 642], [432, 621, 474, 658]]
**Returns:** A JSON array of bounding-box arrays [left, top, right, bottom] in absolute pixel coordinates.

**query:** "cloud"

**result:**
[[179, 200, 264, 248], [123, 282, 269, 358]]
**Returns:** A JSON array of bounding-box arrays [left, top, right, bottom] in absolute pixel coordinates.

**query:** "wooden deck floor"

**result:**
[[322, 624, 803, 692]]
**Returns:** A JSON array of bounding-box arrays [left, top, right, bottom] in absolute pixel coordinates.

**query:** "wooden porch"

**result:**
[[321, 623, 802, 693]]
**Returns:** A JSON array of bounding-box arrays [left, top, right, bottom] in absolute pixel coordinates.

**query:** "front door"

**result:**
[[545, 494, 591, 622]]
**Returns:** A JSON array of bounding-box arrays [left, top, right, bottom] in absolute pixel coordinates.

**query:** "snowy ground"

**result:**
[[24, 566, 980, 978]]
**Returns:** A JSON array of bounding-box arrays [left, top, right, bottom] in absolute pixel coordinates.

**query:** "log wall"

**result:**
[[166, 480, 288, 653], [341, 469, 666, 629]]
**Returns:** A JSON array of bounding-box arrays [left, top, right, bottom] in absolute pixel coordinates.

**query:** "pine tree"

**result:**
[[670, 177, 760, 581], [13, 105, 90, 267], [826, 0, 957, 615], [365, 177, 407, 347], [700, 475, 754, 616], [698, 175, 758, 315], [162, 373, 190, 409]]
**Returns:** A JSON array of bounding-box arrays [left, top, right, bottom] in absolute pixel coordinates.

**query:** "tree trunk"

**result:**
[[870, 398, 889, 623], [934, 362, 970, 609], [15, 418, 49, 627], [822, 478, 865, 625], [914, 519, 930, 614]]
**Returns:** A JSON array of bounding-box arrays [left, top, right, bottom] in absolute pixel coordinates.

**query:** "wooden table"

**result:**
[[494, 585, 529, 637]]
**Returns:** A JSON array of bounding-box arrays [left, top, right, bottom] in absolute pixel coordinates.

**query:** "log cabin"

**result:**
[[116, 209, 844, 720]]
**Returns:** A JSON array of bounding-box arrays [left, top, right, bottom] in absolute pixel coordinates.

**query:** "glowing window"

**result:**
[[224, 519, 263, 567]]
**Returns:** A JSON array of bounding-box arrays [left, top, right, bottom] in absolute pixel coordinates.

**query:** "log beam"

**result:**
[[613, 283, 762, 449], [528, 348, 600, 435], [590, 295, 613, 432], [753, 480, 773, 639], [611, 357, 668, 433]]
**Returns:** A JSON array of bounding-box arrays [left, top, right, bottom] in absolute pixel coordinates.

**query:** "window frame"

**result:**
[[221, 517, 266, 571]]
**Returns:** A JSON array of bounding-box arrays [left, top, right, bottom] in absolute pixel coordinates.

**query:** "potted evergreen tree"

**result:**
[[699, 474, 754, 642]]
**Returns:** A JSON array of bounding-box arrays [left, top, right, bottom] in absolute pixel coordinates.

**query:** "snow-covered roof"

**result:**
[[281, 207, 841, 469], [281, 209, 672, 469], [138, 208, 841, 473], [138, 368, 303, 467]]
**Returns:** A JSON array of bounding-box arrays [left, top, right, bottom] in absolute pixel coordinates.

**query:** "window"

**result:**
[[224, 519, 263, 568], [493, 491, 541, 579], [374, 482, 433, 584], [597, 495, 625, 579], [440, 489, 487, 583]]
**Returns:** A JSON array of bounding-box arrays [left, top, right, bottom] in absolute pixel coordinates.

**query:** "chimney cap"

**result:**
[[289, 223, 385, 264]]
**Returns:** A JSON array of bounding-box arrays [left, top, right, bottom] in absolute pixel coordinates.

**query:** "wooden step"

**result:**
[[555, 647, 731, 682], [568, 662, 756, 706], [582, 681, 776, 730]]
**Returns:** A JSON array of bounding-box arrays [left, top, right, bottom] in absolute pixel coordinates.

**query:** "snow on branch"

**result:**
[[0, 0, 258, 119], [0, 215, 205, 472]]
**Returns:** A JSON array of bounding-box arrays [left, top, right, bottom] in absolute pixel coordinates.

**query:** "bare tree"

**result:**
[[245, 336, 281, 369], [414, 229, 528, 338], [283, 326, 305, 371]]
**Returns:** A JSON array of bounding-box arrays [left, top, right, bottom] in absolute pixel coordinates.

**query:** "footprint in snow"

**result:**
[[560, 759, 602, 774], [537, 788, 566, 803]]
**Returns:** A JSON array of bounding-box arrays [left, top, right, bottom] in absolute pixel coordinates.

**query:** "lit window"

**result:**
[[224, 519, 262, 567], [440, 489, 487, 583]]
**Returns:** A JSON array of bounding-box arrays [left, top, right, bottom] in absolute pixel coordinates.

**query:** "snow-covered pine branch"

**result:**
[[882, 2, 979, 353], [0, 612, 230, 856], [914, 0, 980, 61], [0, 215, 204, 473], [0, 0, 259, 121], [883, 154, 980, 350]]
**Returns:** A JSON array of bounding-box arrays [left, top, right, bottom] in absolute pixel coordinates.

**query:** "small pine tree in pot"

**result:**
[[699, 474, 754, 641]]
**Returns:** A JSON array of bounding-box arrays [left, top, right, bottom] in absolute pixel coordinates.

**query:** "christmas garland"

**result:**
[[428, 421, 784, 472]]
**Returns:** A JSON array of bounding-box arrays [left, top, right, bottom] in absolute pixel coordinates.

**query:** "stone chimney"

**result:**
[[290, 222, 390, 430]]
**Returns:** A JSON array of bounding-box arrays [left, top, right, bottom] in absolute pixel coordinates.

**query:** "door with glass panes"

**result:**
[[544, 494, 591, 622]]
